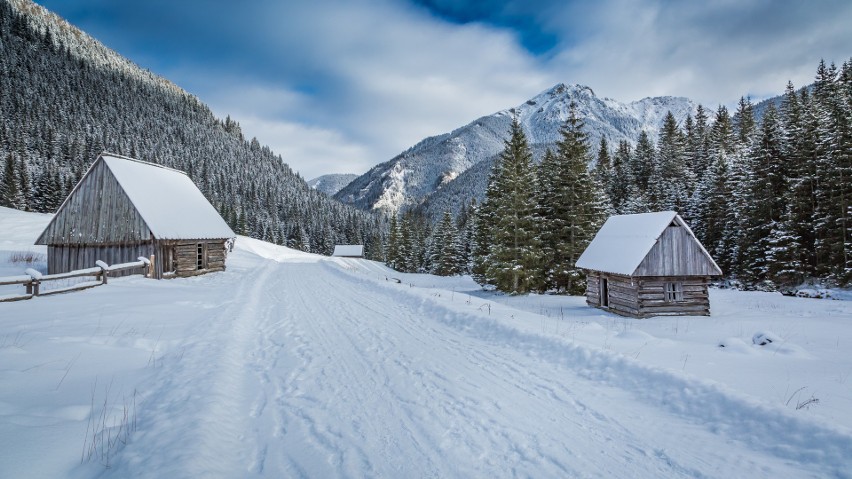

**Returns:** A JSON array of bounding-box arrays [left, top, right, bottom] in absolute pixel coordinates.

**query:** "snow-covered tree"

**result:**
[[537, 102, 606, 294], [475, 115, 540, 293]]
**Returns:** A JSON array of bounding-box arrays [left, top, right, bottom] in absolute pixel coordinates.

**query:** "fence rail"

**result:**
[[0, 257, 152, 303]]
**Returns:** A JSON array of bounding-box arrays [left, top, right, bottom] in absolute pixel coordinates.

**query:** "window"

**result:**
[[196, 243, 204, 270], [665, 282, 683, 302], [600, 278, 609, 308]]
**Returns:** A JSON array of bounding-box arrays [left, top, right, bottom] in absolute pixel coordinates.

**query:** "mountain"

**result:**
[[0, 0, 385, 256], [308, 174, 358, 197], [334, 84, 696, 216]]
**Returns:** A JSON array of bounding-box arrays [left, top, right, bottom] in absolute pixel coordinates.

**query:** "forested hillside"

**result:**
[[0, 0, 386, 257], [389, 60, 851, 291]]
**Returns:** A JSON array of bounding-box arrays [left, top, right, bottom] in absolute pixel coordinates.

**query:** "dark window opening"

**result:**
[[665, 282, 683, 302], [197, 243, 204, 270], [600, 278, 609, 308], [165, 247, 176, 272]]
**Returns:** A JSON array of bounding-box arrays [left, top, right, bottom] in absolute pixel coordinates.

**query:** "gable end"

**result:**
[[36, 158, 152, 245], [633, 220, 722, 276]]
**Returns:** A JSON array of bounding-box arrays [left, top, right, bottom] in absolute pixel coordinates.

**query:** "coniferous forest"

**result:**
[[387, 59, 851, 294], [0, 1, 848, 294], [0, 1, 387, 258]]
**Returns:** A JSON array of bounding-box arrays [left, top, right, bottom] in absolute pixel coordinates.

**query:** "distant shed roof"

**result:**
[[576, 211, 721, 276], [101, 155, 235, 240], [332, 245, 364, 257]]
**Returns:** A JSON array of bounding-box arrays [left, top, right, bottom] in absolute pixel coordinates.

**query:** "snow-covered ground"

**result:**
[[1, 206, 851, 478]]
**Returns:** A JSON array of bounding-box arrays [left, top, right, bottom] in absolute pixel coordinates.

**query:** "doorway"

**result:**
[[600, 277, 609, 308]]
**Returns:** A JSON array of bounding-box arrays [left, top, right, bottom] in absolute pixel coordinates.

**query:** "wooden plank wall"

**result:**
[[37, 159, 151, 245], [48, 243, 155, 276], [585, 273, 711, 318], [634, 226, 720, 277]]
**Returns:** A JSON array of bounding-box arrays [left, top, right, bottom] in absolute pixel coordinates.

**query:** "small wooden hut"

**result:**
[[576, 211, 722, 318], [332, 245, 364, 258], [36, 153, 236, 279]]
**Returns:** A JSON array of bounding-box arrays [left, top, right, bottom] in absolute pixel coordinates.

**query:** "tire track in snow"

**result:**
[[108, 259, 282, 478], [243, 262, 822, 478], [325, 261, 852, 478]]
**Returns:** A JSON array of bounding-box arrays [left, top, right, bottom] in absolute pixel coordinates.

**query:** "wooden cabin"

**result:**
[[35, 153, 236, 279], [575, 211, 722, 318], [332, 245, 364, 258]]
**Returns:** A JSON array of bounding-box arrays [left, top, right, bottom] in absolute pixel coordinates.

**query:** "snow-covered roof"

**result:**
[[102, 154, 235, 240], [576, 211, 695, 276], [332, 245, 364, 257]]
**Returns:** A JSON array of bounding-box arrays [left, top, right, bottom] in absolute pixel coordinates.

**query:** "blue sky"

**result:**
[[35, 0, 852, 180]]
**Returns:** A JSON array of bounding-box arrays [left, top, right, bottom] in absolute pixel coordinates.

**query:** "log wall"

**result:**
[[636, 276, 710, 317], [585, 272, 711, 318], [159, 240, 227, 278]]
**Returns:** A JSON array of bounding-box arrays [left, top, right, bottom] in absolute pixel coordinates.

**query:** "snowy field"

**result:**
[[1, 205, 851, 478]]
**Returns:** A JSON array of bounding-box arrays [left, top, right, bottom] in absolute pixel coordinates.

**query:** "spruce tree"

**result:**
[[741, 105, 787, 285], [386, 215, 404, 271], [0, 153, 16, 208], [630, 130, 657, 212], [478, 115, 540, 293], [656, 111, 693, 213], [609, 140, 633, 214], [733, 97, 757, 151], [780, 81, 817, 279], [537, 103, 605, 294], [431, 210, 462, 276]]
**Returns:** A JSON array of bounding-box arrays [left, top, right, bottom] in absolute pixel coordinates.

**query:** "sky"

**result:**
[[34, 0, 852, 180]]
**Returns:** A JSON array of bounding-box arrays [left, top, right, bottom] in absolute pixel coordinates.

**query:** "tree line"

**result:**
[[384, 58, 851, 293], [0, 1, 387, 258]]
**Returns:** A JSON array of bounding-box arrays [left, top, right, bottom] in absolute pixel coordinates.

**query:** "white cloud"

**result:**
[[157, 0, 851, 179], [183, 0, 556, 179], [542, 0, 852, 105], [235, 114, 374, 180]]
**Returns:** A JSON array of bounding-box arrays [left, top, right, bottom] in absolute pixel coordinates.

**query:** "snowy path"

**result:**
[[109, 259, 845, 478]]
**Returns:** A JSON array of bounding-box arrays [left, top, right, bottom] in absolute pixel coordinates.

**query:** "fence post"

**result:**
[[96, 260, 109, 285], [149, 255, 156, 279]]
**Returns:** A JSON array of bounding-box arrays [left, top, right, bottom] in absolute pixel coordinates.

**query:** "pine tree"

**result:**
[[687, 104, 711, 182], [476, 115, 540, 293], [470, 201, 492, 285], [692, 152, 732, 274], [741, 104, 787, 285], [630, 131, 658, 212], [609, 140, 633, 214], [733, 97, 757, 151], [811, 60, 846, 281], [780, 81, 817, 279], [709, 105, 736, 160], [0, 153, 17, 208], [537, 103, 605, 294], [656, 111, 693, 213], [386, 215, 401, 270], [431, 210, 462, 276], [594, 137, 612, 189]]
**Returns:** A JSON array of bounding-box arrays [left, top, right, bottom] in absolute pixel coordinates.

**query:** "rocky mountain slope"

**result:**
[[334, 84, 696, 215], [308, 174, 358, 197]]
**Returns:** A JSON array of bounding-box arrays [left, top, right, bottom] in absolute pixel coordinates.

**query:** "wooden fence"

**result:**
[[0, 257, 152, 303]]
